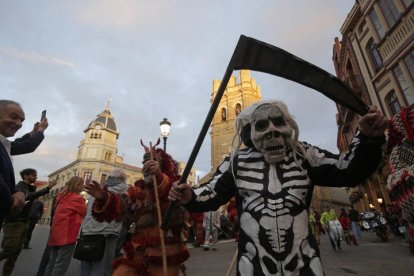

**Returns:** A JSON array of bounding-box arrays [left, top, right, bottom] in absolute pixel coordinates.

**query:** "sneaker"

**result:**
[[203, 247, 209, 251], [23, 246, 31, 249]]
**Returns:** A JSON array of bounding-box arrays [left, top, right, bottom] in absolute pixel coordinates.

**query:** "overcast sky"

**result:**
[[1, 0, 355, 182]]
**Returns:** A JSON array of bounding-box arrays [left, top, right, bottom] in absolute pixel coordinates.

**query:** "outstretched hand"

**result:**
[[358, 105, 389, 138], [168, 181, 193, 205], [85, 180, 107, 201]]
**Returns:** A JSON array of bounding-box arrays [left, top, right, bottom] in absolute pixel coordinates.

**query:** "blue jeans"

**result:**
[[351, 221, 361, 238], [44, 243, 76, 276]]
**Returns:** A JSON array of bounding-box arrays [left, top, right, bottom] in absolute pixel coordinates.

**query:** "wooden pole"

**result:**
[[226, 249, 238, 276], [150, 143, 168, 276]]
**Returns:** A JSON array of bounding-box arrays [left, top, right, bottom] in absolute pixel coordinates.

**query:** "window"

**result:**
[[369, 9, 385, 39], [235, 103, 241, 116], [387, 91, 401, 115], [105, 152, 112, 161], [378, 0, 400, 28], [367, 39, 383, 72], [100, 174, 107, 183], [90, 131, 102, 139], [358, 19, 366, 36], [84, 171, 92, 183], [403, 49, 414, 80], [221, 108, 227, 121], [393, 65, 414, 105]]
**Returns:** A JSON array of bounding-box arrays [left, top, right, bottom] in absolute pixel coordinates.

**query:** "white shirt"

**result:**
[[0, 133, 11, 160]]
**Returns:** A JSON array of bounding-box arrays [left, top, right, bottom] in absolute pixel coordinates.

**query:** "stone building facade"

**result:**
[[40, 106, 196, 222], [333, 0, 414, 211], [210, 70, 262, 170]]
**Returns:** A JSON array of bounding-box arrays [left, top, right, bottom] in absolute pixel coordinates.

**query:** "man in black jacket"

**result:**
[[348, 206, 361, 238], [0, 100, 48, 224], [0, 168, 56, 276], [23, 199, 44, 249]]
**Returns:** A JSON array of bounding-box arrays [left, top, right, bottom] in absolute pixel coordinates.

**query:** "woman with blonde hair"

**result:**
[[44, 176, 87, 276]]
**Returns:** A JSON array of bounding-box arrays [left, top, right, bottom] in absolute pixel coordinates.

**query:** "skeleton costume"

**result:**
[[184, 100, 384, 275]]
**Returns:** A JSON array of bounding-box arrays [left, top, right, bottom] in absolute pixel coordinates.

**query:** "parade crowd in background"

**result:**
[[1, 99, 413, 276]]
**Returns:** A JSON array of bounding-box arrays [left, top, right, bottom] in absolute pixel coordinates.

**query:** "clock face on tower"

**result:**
[[95, 125, 102, 130]]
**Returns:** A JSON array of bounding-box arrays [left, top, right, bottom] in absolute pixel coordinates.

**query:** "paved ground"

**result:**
[[1, 224, 413, 275]]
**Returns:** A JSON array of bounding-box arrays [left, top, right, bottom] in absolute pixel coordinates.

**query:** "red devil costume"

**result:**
[[387, 106, 414, 254], [90, 140, 190, 275]]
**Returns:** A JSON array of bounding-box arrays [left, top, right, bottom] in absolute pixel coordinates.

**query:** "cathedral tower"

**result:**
[[210, 70, 261, 170]]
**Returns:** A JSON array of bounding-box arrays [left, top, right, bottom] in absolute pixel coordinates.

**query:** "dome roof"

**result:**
[[86, 108, 118, 133]]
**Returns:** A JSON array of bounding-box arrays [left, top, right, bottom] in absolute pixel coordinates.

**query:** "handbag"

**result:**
[[73, 233, 106, 262]]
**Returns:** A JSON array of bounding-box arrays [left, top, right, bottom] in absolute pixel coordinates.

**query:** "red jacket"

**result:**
[[48, 192, 86, 246], [339, 216, 351, 231]]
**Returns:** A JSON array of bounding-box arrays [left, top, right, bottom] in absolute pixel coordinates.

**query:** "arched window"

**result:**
[[221, 108, 227, 121], [235, 103, 241, 116], [387, 91, 401, 115]]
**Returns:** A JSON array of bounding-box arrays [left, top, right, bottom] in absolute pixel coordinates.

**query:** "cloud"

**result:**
[[0, 47, 74, 68], [1, 1, 355, 182]]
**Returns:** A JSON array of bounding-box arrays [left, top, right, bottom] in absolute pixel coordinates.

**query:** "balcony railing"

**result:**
[[379, 7, 414, 63]]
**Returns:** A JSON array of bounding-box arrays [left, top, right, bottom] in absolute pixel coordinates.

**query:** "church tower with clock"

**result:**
[[77, 104, 122, 164]]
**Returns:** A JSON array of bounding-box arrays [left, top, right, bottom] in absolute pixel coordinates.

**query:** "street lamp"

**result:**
[[160, 118, 171, 152], [377, 198, 383, 204]]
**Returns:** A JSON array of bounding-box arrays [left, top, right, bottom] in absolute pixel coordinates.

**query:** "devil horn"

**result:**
[[140, 139, 149, 152], [154, 138, 161, 148]]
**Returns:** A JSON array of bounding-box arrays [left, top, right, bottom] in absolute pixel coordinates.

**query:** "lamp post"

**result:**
[[160, 118, 171, 152]]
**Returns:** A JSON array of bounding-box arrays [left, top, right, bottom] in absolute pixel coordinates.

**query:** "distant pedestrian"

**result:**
[[348, 206, 361, 238], [203, 210, 220, 251], [0, 168, 55, 276], [44, 176, 86, 276], [78, 168, 128, 276], [321, 207, 342, 250], [24, 199, 44, 249], [190, 212, 204, 247], [309, 207, 322, 245], [339, 208, 358, 246]]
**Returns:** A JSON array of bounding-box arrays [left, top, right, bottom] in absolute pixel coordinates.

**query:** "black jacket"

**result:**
[[5, 181, 50, 222], [0, 132, 44, 221]]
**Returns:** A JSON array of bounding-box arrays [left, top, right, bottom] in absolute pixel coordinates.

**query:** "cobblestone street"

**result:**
[[0, 224, 412, 275]]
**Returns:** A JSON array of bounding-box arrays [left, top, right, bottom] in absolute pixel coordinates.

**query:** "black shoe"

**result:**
[[203, 247, 209, 251], [23, 246, 31, 249]]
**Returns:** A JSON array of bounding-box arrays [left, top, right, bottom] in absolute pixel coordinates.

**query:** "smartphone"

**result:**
[[41, 110, 47, 121]]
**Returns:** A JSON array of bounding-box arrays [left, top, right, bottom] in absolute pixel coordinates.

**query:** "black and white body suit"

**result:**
[[184, 133, 384, 276]]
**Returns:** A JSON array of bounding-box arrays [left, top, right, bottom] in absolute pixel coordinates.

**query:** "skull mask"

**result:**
[[250, 104, 293, 164]]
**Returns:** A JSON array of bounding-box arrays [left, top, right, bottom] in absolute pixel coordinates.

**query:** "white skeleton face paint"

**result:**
[[251, 104, 293, 164]]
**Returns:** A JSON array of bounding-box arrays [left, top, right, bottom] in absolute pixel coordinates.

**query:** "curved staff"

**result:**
[[161, 35, 369, 229]]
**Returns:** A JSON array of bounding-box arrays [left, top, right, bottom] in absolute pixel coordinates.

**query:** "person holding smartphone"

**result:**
[[0, 100, 49, 226]]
